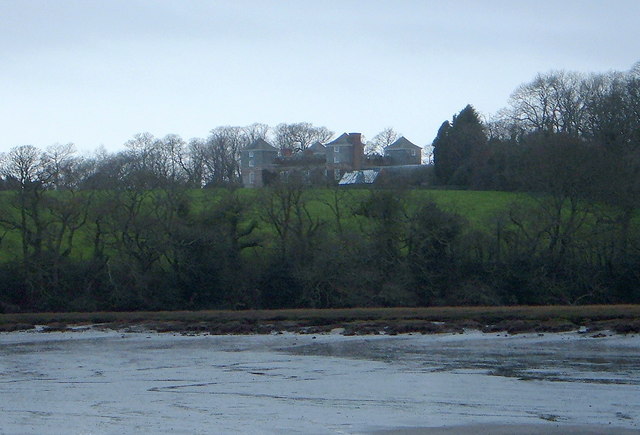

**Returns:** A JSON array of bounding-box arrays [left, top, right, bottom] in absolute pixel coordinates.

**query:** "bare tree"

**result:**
[[120, 132, 190, 188], [0, 145, 93, 308], [422, 144, 434, 165], [273, 122, 333, 153], [243, 123, 270, 143], [583, 70, 640, 150], [154, 134, 187, 184], [261, 179, 321, 261], [202, 126, 247, 185], [506, 71, 588, 135], [485, 112, 522, 142], [503, 134, 597, 268], [366, 127, 399, 156], [182, 138, 207, 187], [42, 143, 81, 189], [124, 132, 156, 173], [1, 145, 44, 187]]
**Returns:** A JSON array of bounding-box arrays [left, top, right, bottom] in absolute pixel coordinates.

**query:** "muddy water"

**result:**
[[285, 332, 640, 385], [0, 330, 638, 434]]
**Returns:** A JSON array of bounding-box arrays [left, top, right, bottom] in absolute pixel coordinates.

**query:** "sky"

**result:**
[[1, 0, 639, 154]]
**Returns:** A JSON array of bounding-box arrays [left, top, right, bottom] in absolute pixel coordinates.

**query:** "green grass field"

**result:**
[[0, 188, 524, 262]]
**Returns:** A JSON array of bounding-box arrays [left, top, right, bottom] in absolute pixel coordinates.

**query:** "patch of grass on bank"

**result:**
[[2, 305, 640, 332]]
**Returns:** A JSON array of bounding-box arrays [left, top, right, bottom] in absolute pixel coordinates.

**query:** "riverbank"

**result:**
[[2, 305, 640, 335]]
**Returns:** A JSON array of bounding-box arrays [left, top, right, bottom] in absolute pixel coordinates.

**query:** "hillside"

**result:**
[[0, 186, 638, 313]]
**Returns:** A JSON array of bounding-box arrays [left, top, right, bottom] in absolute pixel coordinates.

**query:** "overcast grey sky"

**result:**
[[1, 0, 639, 153]]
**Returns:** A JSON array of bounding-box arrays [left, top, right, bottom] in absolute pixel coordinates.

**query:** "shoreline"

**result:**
[[2, 305, 640, 336], [1, 317, 639, 338]]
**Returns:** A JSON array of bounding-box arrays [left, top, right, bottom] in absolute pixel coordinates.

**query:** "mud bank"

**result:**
[[375, 424, 640, 434], [3, 316, 640, 336], [1, 330, 639, 434], [3, 306, 640, 336]]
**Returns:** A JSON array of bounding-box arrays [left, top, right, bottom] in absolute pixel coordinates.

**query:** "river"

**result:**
[[1, 328, 639, 434]]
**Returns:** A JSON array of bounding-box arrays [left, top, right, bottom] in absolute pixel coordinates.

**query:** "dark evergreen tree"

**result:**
[[432, 105, 487, 186], [432, 120, 453, 183]]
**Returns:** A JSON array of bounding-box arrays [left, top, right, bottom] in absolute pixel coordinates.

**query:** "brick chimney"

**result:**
[[348, 133, 364, 170]]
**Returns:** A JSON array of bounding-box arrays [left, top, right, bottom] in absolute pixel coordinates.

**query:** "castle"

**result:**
[[240, 132, 422, 187]]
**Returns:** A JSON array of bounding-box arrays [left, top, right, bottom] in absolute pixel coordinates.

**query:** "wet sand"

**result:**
[[1, 330, 638, 433], [376, 424, 640, 434]]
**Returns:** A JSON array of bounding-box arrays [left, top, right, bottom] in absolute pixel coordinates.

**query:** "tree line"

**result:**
[[0, 122, 338, 192], [0, 177, 638, 313], [433, 63, 640, 192]]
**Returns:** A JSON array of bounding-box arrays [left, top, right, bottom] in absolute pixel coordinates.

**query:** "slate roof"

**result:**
[[326, 133, 351, 146], [384, 136, 421, 151], [308, 141, 326, 152], [244, 138, 278, 151]]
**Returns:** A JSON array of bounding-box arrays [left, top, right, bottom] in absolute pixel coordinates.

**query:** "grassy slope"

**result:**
[[0, 188, 522, 261]]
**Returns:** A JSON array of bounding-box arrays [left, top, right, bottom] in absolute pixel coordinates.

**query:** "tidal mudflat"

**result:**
[[0, 329, 638, 434]]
